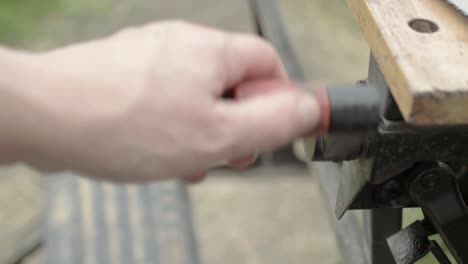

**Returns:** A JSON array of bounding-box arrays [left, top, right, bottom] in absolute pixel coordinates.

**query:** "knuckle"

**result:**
[[234, 33, 273, 50], [162, 20, 192, 30], [112, 26, 141, 38], [139, 20, 191, 35], [199, 110, 236, 159], [252, 37, 280, 62], [227, 32, 281, 65]]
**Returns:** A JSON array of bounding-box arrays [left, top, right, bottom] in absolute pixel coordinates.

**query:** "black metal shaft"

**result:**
[[327, 85, 381, 133]]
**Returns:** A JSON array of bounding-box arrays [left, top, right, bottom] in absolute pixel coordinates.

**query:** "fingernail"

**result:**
[[298, 95, 320, 131]]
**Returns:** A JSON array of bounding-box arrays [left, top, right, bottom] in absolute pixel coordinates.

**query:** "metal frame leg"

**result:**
[[364, 208, 402, 264], [365, 52, 403, 264]]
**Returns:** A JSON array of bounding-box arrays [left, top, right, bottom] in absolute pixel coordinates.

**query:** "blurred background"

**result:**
[[0, 0, 370, 263]]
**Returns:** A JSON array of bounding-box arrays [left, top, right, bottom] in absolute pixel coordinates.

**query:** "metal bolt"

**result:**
[[379, 180, 402, 205], [420, 173, 440, 189]]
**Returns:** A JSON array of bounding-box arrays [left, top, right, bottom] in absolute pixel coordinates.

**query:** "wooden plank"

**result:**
[[347, 0, 468, 125]]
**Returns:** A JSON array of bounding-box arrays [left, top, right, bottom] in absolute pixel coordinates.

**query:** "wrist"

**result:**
[[0, 47, 58, 166]]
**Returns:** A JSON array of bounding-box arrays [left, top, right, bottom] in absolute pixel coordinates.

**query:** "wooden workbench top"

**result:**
[[347, 0, 468, 125]]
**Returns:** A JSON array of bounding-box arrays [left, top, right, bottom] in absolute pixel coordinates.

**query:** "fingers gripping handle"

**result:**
[[225, 81, 380, 135]]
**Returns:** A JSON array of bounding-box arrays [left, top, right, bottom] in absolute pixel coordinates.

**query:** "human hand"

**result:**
[[11, 21, 320, 182]]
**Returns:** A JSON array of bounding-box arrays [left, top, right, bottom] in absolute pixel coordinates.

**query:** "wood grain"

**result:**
[[347, 0, 468, 125]]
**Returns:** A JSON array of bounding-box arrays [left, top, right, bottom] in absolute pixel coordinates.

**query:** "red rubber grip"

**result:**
[[313, 86, 331, 135]]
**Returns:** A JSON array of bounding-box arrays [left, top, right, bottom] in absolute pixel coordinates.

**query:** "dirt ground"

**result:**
[[191, 166, 339, 264], [0, 1, 370, 263]]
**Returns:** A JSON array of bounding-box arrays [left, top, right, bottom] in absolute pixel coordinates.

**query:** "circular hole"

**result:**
[[408, 18, 439, 33]]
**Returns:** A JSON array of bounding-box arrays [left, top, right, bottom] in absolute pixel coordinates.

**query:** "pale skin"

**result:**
[[0, 21, 320, 182]]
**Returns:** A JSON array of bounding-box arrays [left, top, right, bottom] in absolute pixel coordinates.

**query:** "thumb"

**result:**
[[218, 81, 320, 159]]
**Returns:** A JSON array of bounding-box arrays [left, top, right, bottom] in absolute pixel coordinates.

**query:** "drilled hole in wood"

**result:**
[[408, 18, 439, 33]]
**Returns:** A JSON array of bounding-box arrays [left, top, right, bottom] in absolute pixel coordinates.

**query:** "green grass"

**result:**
[[0, 0, 60, 46], [0, 0, 111, 48]]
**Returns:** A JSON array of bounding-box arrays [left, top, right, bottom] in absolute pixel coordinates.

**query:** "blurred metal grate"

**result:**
[[44, 173, 199, 264]]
